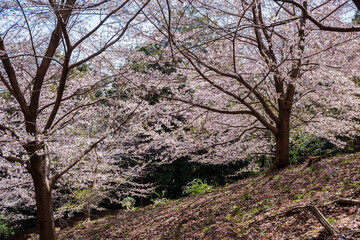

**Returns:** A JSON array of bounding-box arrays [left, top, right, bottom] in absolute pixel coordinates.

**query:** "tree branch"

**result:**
[[69, 0, 151, 69], [29, 0, 75, 120], [0, 152, 26, 165], [71, 0, 131, 50], [16, 0, 39, 68], [162, 95, 253, 115], [0, 37, 31, 118], [275, 0, 360, 32]]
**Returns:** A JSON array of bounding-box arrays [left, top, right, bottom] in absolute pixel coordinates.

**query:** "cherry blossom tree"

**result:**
[[0, 1, 152, 239], [1, 1, 360, 239], [137, 0, 360, 168]]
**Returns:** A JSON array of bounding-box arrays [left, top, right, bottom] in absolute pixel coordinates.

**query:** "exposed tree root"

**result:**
[[330, 198, 360, 205]]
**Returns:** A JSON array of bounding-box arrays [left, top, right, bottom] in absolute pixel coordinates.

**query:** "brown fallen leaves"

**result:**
[[50, 153, 360, 239]]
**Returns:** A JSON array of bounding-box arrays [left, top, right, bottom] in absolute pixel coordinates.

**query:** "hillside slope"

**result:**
[[56, 153, 360, 239]]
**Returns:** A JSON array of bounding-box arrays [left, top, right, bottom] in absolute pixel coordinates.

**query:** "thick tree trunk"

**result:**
[[274, 129, 290, 168], [32, 176, 56, 240], [27, 152, 56, 240], [273, 83, 295, 169], [274, 107, 291, 169]]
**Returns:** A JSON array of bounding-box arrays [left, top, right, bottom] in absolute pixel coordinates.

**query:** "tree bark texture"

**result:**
[[274, 106, 291, 169], [28, 154, 57, 240]]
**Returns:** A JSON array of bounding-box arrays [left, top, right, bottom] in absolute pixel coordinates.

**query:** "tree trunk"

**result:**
[[33, 178, 56, 240], [85, 202, 91, 221], [274, 108, 291, 169], [274, 130, 290, 168], [28, 153, 56, 240]]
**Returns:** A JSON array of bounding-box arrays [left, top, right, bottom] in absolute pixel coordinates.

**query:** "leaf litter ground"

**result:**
[[33, 153, 360, 239]]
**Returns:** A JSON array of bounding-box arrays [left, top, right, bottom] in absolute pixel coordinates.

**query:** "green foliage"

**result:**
[[243, 193, 252, 200], [182, 179, 214, 195], [151, 191, 169, 205], [56, 188, 104, 219], [354, 77, 360, 86], [276, 184, 291, 193], [120, 197, 136, 210], [131, 44, 178, 75], [247, 200, 272, 216], [203, 225, 214, 232], [293, 193, 305, 200], [232, 205, 242, 215], [353, 11, 360, 25], [145, 157, 253, 201], [73, 188, 97, 200], [290, 133, 337, 164], [0, 90, 11, 99], [138, 44, 161, 56], [76, 63, 89, 72], [57, 202, 80, 215], [0, 218, 14, 239], [290, 131, 360, 165]]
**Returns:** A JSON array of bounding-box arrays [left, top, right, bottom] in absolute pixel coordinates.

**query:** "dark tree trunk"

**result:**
[[32, 176, 56, 240], [274, 121, 290, 169], [273, 93, 293, 169], [27, 152, 56, 240]]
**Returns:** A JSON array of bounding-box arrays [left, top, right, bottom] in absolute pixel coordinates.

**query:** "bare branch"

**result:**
[[29, 0, 75, 120], [69, 0, 151, 69], [275, 0, 360, 32], [16, 0, 39, 67], [0, 152, 26, 165], [162, 95, 253, 115], [71, 0, 131, 50]]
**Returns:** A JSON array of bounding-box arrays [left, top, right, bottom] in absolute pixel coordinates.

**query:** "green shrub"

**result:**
[[120, 197, 136, 210], [151, 191, 169, 205], [182, 179, 214, 195], [0, 219, 14, 239], [290, 133, 337, 164]]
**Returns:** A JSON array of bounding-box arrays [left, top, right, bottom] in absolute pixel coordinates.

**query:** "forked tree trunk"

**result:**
[[28, 154, 57, 240]]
